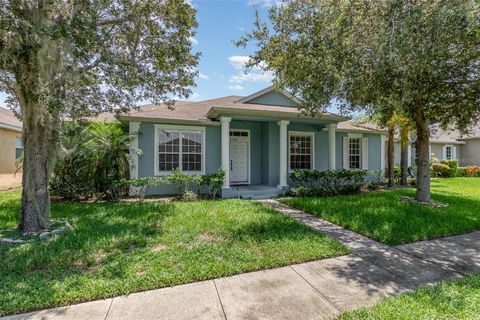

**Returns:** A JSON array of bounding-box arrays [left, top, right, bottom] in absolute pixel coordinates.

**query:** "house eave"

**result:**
[[207, 107, 347, 122], [119, 115, 220, 126], [0, 122, 22, 132], [430, 140, 466, 145]]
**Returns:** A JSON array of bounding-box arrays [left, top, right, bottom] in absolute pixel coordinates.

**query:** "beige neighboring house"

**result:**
[[393, 124, 480, 167], [0, 107, 23, 174]]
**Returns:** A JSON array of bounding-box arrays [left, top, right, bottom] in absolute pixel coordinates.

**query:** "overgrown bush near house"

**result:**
[[431, 162, 452, 177], [290, 169, 367, 197], [50, 121, 137, 200], [440, 160, 458, 177], [456, 167, 468, 177]]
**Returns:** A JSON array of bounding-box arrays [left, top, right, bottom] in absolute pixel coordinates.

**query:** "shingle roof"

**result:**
[[122, 95, 346, 123], [0, 107, 22, 131], [337, 120, 386, 133]]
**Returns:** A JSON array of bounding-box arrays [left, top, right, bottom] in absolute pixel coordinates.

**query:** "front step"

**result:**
[[233, 185, 283, 199]]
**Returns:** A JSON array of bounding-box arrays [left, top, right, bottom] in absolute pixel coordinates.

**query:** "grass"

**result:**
[[338, 273, 480, 319], [281, 178, 480, 245], [0, 189, 348, 316]]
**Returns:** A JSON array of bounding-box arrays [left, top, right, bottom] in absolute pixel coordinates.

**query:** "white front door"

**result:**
[[229, 131, 249, 184]]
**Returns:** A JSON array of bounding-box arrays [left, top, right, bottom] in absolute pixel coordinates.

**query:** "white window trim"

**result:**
[[229, 129, 251, 185], [288, 131, 315, 172], [154, 124, 206, 176], [343, 136, 368, 170], [444, 144, 455, 160], [348, 137, 362, 169]]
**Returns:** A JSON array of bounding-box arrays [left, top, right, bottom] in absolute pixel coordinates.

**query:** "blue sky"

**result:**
[[188, 0, 274, 101]]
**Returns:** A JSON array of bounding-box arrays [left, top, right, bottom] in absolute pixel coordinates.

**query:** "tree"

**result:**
[[0, 0, 199, 234], [240, 0, 480, 202], [389, 113, 415, 186]]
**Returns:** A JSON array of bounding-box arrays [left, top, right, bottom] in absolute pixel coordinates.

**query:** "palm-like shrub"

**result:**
[[50, 121, 138, 200]]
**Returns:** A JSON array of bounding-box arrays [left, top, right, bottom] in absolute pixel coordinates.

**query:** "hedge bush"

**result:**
[[456, 167, 468, 177], [466, 166, 480, 177], [130, 168, 225, 200], [290, 169, 368, 197], [440, 160, 458, 177], [431, 163, 452, 177]]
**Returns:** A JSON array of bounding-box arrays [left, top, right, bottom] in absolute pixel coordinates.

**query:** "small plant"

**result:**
[[202, 168, 225, 199], [164, 167, 202, 200], [456, 167, 468, 177]]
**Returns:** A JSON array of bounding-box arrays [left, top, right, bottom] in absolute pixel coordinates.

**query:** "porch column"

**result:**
[[277, 120, 290, 188], [220, 117, 231, 189], [380, 135, 386, 172], [129, 121, 140, 196], [327, 124, 337, 170], [129, 122, 140, 179]]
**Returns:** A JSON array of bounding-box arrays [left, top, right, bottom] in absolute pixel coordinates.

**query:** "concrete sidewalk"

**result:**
[[3, 200, 479, 320]]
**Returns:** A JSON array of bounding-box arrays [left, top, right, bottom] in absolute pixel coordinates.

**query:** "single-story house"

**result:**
[[393, 124, 480, 167], [120, 86, 387, 198], [0, 107, 23, 174]]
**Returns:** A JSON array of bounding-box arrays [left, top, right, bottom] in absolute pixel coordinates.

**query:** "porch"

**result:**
[[218, 116, 338, 198]]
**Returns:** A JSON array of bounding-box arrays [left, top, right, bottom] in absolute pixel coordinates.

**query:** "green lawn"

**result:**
[[281, 178, 480, 245], [0, 189, 348, 316], [338, 273, 480, 319]]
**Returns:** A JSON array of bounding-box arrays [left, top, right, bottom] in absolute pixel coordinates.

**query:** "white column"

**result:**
[[277, 120, 290, 188], [380, 135, 386, 172], [220, 117, 231, 189], [129, 122, 140, 179], [129, 121, 140, 196], [327, 124, 337, 170]]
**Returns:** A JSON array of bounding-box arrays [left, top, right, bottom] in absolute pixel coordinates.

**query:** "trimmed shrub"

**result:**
[[466, 166, 480, 177], [290, 169, 367, 197], [129, 168, 225, 200], [440, 160, 458, 177], [431, 163, 452, 177], [456, 167, 468, 177]]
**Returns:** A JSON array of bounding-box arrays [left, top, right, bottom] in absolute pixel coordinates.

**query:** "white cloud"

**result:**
[[247, 0, 280, 7], [228, 55, 251, 70], [229, 71, 273, 84], [227, 55, 272, 85], [189, 37, 199, 46], [198, 72, 209, 79], [226, 85, 244, 91]]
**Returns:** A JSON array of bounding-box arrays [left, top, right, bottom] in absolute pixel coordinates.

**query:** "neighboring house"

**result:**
[[0, 108, 23, 174], [120, 86, 387, 198], [393, 124, 480, 167]]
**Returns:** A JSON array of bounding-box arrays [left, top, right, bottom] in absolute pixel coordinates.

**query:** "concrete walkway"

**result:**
[[3, 200, 479, 320]]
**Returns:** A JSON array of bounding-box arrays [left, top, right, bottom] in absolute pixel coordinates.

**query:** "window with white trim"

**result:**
[[445, 145, 453, 160], [156, 126, 204, 174], [15, 137, 23, 160], [348, 138, 361, 169], [289, 132, 314, 170]]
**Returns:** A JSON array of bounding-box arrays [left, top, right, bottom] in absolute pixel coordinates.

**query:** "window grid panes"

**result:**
[[349, 138, 361, 169], [158, 129, 203, 173], [446, 146, 452, 160], [290, 135, 312, 170]]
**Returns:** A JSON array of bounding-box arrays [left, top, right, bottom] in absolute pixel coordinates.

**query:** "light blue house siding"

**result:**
[[136, 120, 383, 196]]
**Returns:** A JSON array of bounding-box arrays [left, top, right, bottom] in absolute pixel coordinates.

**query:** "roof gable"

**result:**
[[236, 86, 299, 107]]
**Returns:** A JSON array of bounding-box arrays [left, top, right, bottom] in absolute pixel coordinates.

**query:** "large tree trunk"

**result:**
[[387, 124, 395, 188], [400, 131, 409, 186], [414, 108, 431, 202], [18, 99, 59, 234]]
